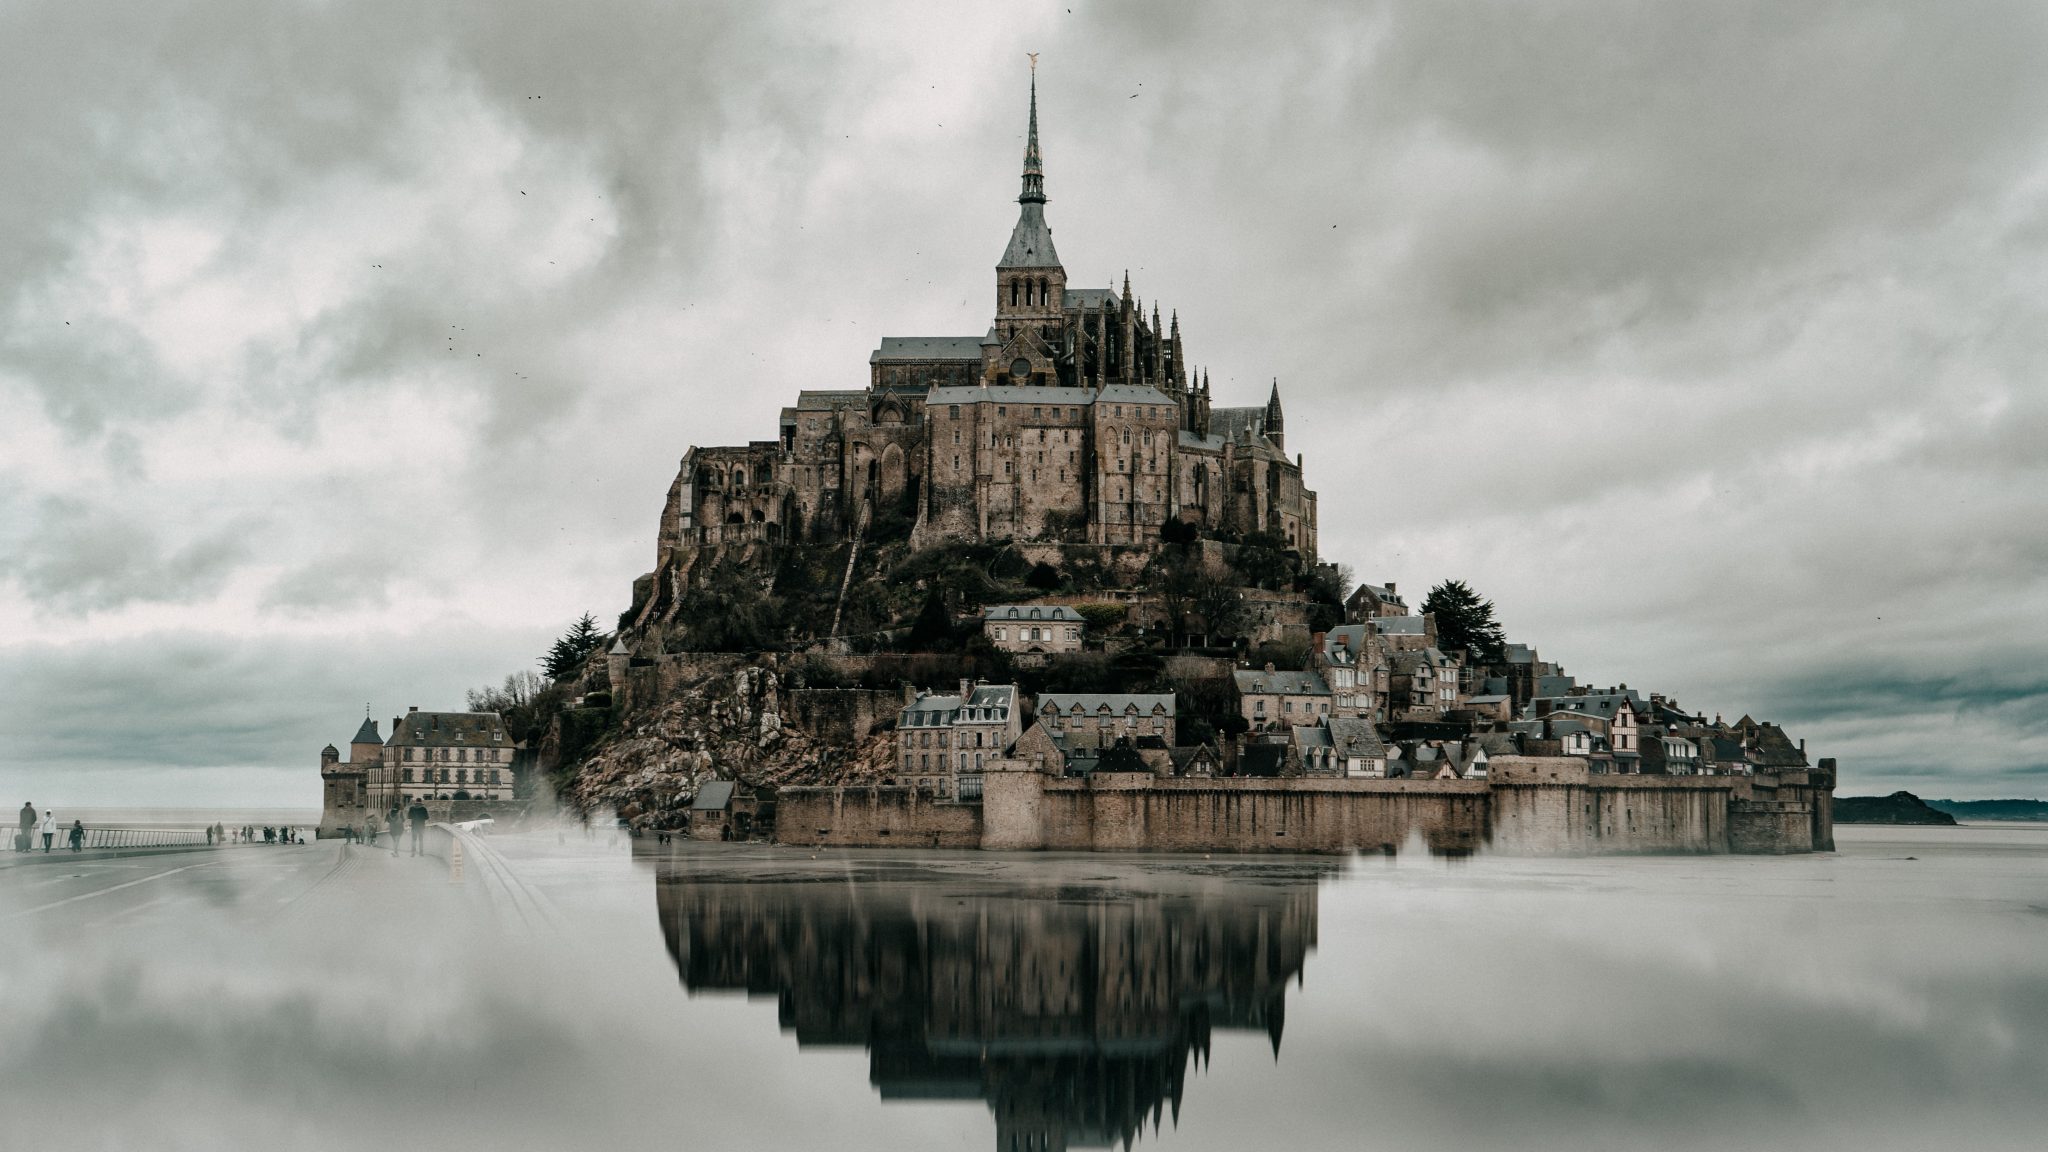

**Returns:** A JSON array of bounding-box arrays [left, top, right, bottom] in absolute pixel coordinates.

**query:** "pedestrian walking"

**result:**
[[68, 820, 83, 852], [407, 800, 429, 857], [16, 801, 33, 852], [39, 811, 56, 852], [387, 807, 402, 856], [364, 821, 378, 847]]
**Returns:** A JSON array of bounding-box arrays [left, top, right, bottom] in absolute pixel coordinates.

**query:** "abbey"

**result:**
[[655, 75, 1316, 578]]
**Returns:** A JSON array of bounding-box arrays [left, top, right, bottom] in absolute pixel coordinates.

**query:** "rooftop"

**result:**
[[871, 336, 984, 362]]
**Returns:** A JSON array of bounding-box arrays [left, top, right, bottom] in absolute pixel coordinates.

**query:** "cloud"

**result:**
[[1, 1, 2044, 799]]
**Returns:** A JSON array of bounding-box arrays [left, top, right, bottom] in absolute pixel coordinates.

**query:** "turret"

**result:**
[[1265, 378, 1285, 452]]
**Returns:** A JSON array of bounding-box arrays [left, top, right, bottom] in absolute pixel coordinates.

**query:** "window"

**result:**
[[1033, 407, 1042, 418], [949, 404, 959, 418], [402, 768, 414, 783]]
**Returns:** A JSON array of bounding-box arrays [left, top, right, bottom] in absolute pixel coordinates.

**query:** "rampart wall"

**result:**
[[982, 771, 1489, 854], [777, 785, 983, 849], [769, 756, 1823, 856]]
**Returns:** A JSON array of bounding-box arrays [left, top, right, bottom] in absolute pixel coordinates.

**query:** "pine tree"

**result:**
[[542, 612, 605, 679], [1422, 580, 1507, 663]]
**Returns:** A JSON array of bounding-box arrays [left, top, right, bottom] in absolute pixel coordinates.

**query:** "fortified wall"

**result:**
[[775, 755, 1827, 856]]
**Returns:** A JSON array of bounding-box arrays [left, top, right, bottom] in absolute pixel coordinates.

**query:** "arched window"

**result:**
[[1010, 279, 1020, 306], [1038, 278, 1049, 305]]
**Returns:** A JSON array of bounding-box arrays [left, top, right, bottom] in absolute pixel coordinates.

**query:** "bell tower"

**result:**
[[992, 59, 1066, 384]]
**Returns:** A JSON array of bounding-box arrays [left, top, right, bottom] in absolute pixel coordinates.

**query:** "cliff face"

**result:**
[[1834, 791, 1957, 825], [563, 664, 895, 821]]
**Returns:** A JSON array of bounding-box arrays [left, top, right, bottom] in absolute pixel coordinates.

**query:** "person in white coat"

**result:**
[[39, 811, 56, 852]]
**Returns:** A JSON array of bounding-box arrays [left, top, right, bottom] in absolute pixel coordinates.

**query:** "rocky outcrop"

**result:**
[[563, 663, 895, 822], [1834, 791, 1957, 825]]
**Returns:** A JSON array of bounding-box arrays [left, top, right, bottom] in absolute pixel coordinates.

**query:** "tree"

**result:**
[[906, 586, 955, 651], [467, 669, 548, 714], [542, 613, 605, 679], [1422, 579, 1507, 663], [675, 563, 778, 651]]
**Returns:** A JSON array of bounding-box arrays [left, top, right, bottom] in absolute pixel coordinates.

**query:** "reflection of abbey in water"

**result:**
[[656, 862, 1320, 1150]]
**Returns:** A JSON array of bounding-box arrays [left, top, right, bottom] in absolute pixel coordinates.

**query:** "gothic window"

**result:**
[[1037, 278, 1048, 304], [1010, 280, 1019, 306]]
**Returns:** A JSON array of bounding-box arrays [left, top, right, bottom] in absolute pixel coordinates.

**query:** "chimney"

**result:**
[[903, 683, 917, 707], [1264, 662, 1276, 673], [409, 705, 418, 712], [960, 678, 972, 702], [391, 716, 401, 736], [1385, 582, 1395, 594]]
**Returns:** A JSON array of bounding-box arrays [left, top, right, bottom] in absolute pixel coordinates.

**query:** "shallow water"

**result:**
[[2, 825, 2043, 1150]]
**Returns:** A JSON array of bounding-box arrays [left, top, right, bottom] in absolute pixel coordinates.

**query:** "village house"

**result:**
[[1234, 665, 1332, 733], [897, 681, 1022, 797], [1034, 691, 1176, 748], [983, 604, 1085, 656], [1312, 625, 1389, 722], [1531, 691, 1641, 768], [1388, 648, 1461, 721], [380, 708, 518, 806], [1370, 613, 1436, 653], [1344, 581, 1408, 620]]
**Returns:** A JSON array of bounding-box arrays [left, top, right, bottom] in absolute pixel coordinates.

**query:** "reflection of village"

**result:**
[[652, 856, 1323, 1151]]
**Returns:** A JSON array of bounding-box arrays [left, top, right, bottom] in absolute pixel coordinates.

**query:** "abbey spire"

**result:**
[[998, 63, 1061, 272]]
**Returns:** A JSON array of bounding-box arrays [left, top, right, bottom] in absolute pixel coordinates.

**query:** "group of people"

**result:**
[[223, 826, 300, 845], [14, 803, 83, 853], [341, 802, 433, 856]]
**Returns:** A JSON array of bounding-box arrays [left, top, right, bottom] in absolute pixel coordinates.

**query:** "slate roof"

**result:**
[[872, 336, 984, 361], [924, 384, 1176, 407], [1389, 647, 1455, 673], [1234, 669, 1330, 696], [792, 389, 869, 410], [692, 781, 736, 812], [351, 717, 382, 745], [899, 684, 1017, 728], [1037, 692, 1176, 716], [1327, 718, 1386, 759], [1534, 675, 1577, 698], [1000, 202, 1060, 268], [1239, 744, 1287, 777], [1504, 644, 1536, 664], [1373, 616, 1429, 637], [1540, 693, 1638, 721], [984, 604, 1084, 623], [1321, 624, 1372, 661], [1291, 724, 1332, 749], [1210, 407, 1269, 443], [1463, 694, 1511, 705], [387, 711, 506, 749], [1066, 287, 1125, 313]]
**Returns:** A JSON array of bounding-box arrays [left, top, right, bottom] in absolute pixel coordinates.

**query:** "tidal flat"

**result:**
[[2, 824, 2043, 1151]]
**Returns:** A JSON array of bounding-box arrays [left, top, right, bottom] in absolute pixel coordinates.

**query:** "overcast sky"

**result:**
[[3, 1, 2044, 807]]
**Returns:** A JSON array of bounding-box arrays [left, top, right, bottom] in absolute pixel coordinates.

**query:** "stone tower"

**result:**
[[1264, 379, 1285, 453], [990, 68, 1066, 386]]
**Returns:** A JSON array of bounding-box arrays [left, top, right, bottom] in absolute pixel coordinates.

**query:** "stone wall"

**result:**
[[983, 770, 1488, 855], [776, 785, 983, 849], [1730, 800, 1815, 855], [767, 755, 1825, 857], [786, 688, 903, 745]]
